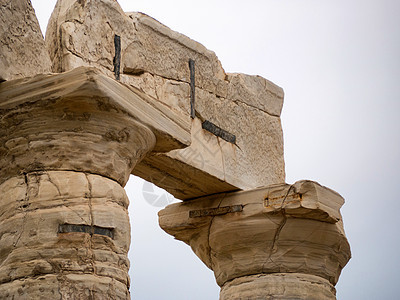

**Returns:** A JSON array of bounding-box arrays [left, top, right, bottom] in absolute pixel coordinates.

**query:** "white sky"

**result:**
[[30, 1, 400, 299]]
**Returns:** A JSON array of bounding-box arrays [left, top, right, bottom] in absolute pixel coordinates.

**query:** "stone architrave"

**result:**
[[0, 0, 51, 81], [46, 0, 285, 199]]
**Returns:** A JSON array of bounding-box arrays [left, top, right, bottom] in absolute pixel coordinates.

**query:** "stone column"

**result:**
[[159, 181, 351, 300], [0, 69, 156, 298]]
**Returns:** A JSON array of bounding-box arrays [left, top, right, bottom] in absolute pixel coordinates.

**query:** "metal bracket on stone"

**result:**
[[202, 120, 236, 144], [113, 34, 121, 80], [58, 224, 115, 239], [189, 205, 243, 218], [189, 59, 196, 119]]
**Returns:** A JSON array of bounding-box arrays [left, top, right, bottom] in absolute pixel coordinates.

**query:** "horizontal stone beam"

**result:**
[[45, 0, 286, 199]]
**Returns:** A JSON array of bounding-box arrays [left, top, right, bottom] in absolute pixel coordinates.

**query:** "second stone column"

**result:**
[[159, 181, 351, 300]]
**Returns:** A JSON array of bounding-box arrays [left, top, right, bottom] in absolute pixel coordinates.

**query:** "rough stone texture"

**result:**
[[0, 275, 129, 299], [0, 171, 131, 299], [0, 66, 191, 187], [45, 0, 134, 76], [45, 0, 285, 199], [0, 0, 51, 81], [122, 12, 226, 97], [264, 180, 344, 223], [159, 180, 351, 299], [220, 273, 336, 300]]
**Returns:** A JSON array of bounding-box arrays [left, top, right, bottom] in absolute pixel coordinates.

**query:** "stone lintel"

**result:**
[[45, 0, 286, 200]]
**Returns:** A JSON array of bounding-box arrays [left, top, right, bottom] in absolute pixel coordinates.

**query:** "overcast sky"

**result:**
[[31, 1, 400, 299]]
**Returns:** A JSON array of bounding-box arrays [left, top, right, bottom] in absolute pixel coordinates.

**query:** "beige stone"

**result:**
[[220, 273, 336, 300], [264, 180, 345, 223], [123, 12, 226, 96], [0, 0, 51, 81], [226, 72, 284, 117], [0, 274, 129, 299], [159, 180, 351, 299], [0, 66, 190, 186], [0, 171, 131, 299], [46, 0, 135, 75], [45, 0, 285, 199]]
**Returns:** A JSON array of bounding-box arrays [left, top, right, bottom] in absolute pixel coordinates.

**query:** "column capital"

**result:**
[[159, 180, 351, 299], [0, 67, 191, 186]]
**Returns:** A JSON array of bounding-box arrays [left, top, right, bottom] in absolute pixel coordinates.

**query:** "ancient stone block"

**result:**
[[123, 12, 226, 96], [123, 15, 285, 198], [46, 0, 135, 75], [45, 0, 285, 199], [0, 171, 131, 299], [220, 273, 337, 300], [127, 69, 286, 199], [0, 0, 51, 81], [159, 181, 351, 299], [264, 180, 345, 223]]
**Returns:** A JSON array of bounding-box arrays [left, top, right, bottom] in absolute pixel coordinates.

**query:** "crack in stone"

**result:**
[[216, 137, 226, 181], [262, 184, 295, 272], [206, 194, 227, 269], [232, 99, 280, 118], [13, 172, 29, 248], [122, 69, 281, 136], [84, 173, 95, 275]]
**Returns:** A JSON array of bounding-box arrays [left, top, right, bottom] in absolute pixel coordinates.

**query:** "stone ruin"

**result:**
[[0, 0, 351, 299]]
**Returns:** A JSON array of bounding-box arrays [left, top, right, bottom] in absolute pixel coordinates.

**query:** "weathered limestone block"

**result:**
[[159, 181, 351, 299], [264, 180, 344, 223], [0, 0, 51, 81], [46, 0, 135, 75], [0, 274, 129, 299], [220, 273, 336, 300], [45, 0, 285, 199], [226, 72, 284, 117], [123, 12, 226, 96], [0, 172, 131, 299]]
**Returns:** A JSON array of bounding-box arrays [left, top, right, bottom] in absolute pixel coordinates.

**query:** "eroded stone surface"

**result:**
[[45, 0, 285, 199], [220, 273, 336, 300], [0, 274, 129, 299], [0, 171, 130, 299], [123, 12, 226, 96], [159, 180, 351, 298], [46, 0, 134, 75], [0, 0, 51, 81], [0, 67, 192, 186], [264, 180, 345, 223]]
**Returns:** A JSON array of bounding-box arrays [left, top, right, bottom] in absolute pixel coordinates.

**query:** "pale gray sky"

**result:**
[[31, 1, 400, 299]]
